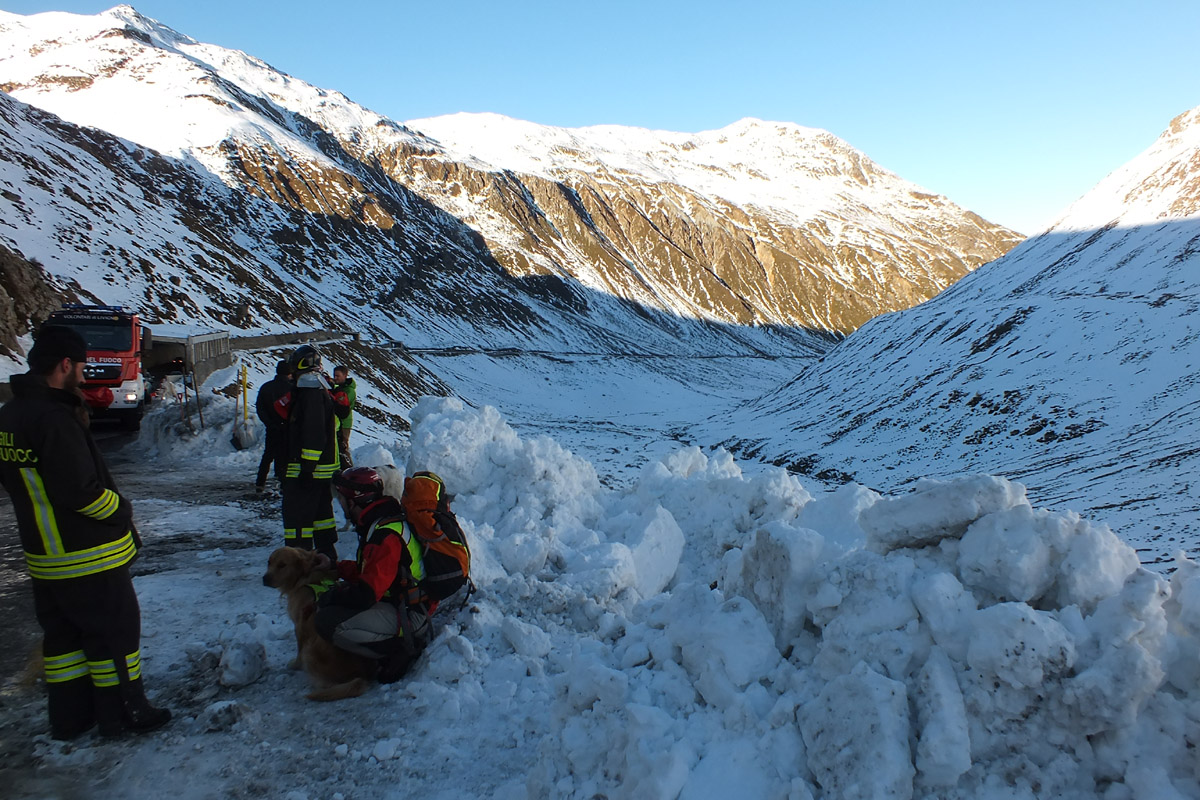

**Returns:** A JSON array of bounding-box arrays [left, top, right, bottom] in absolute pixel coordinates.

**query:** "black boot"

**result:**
[[48, 679, 97, 741], [50, 718, 96, 741], [378, 607, 431, 684], [95, 685, 126, 738], [123, 700, 172, 734], [112, 679, 171, 736], [377, 647, 418, 684]]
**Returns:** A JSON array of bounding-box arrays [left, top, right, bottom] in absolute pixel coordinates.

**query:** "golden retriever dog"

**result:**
[[261, 546, 376, 701]]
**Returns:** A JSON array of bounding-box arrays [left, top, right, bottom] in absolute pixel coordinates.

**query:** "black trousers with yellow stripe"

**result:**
[[281, 476, 337, 561], [32, 565, 144, 738]]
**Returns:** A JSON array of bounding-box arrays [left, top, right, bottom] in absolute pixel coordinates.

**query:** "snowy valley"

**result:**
[[0, 5, 1199, 800]]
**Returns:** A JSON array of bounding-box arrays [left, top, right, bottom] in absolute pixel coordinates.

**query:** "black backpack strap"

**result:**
[[392, 553, 430, 652], [396, 598, 417, 656]]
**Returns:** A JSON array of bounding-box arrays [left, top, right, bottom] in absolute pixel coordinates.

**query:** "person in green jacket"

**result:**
[[331, 365, 356, 468]]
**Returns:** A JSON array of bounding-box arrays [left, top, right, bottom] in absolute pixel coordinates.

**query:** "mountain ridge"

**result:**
[[0, 5, 1021, 338], [706, 100, 1200, 562]]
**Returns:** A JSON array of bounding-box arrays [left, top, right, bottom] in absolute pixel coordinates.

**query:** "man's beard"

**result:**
[[63, 368, 83, 394]]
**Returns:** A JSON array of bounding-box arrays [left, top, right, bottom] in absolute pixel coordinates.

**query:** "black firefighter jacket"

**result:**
[[284, 372, 339, 481], [255, 374, 290, 431], [0, 374, 137, 581]]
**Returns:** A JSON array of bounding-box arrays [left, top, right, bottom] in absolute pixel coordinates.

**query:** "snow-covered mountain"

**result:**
[[0, 5, 1020, 345], [399, 112, 1022, 332], [5, 8, 1200, 800], [713, 105, 1200, 564]]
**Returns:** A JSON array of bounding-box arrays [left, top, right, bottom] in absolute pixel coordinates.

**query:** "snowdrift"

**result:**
[[402, 399, 1200, 798]]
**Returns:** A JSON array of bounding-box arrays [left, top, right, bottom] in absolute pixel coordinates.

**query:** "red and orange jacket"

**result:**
[[327, 497, 426, 609]]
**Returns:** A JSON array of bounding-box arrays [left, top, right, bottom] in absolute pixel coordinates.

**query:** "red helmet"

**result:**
[[333, 467, 383, 507]]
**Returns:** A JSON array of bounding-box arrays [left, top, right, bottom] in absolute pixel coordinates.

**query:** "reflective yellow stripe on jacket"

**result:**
[[24, 531, 137, 580], [78, 488, 120, 520], [20, 467, 64, 555], [377, 521, 425, 582], [285, 455, 340, 479], [19, 467, 136, 579]]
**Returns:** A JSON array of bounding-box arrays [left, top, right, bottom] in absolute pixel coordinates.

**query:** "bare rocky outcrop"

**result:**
[[382, 136, 1022, 334], [0, 241, 69, 359]]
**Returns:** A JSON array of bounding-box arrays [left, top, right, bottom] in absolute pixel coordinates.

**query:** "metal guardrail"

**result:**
[[230, 330, 358, 351]]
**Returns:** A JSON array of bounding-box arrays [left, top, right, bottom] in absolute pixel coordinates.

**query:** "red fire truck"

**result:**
[[44, 304, 152, 430]]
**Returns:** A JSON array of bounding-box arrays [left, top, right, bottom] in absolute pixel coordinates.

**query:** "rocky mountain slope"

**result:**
[[0, 242, 67, 360], [0, 5, 1019, 351], [0, 20, 821, 365], [399, 113, 1023, 332], [712, 106, 1200, 564]]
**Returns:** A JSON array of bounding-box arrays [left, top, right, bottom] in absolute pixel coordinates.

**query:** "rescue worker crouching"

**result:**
[[280, 344, 340, 561], [0, 326, 171, 740], [316, 467, 432, 683]]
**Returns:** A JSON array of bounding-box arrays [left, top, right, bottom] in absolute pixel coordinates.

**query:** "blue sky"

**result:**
[[5, 1, 1200, 234]]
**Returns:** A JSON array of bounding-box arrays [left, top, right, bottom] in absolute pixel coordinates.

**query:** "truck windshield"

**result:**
[[54, 321, 134, 352]]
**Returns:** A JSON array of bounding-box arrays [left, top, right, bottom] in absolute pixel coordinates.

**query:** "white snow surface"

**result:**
[[1048, 106, 1200, 233], [0, 5, 432, 183], [7, 394, 1199, 799], [0, 5, 966, 235], [406, 112, 910, 224], [708, 101, 1200, 565]]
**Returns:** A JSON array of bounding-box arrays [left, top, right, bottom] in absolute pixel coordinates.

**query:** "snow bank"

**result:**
[[92, 396, 1198, 799], [395, 399, 1199, 798], [406, 396, 684, 601]]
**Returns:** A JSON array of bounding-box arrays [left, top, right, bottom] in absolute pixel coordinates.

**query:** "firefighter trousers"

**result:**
[[32, 565, 151, 738], [281, 475, 337, 561], [256, 425, 286, 488]]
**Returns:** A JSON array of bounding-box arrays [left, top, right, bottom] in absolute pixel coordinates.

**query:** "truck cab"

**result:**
[[45, 304, 151, 430]]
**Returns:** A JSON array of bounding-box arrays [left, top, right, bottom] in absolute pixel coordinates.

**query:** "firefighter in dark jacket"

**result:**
[[0, 326, 171, 740], [280, 344, 340, 561], [254, 359, 291, 494], [315, 467, 432, 683]]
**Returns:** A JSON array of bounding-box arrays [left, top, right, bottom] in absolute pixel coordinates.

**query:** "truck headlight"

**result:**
[[125, 392, 139, 402]]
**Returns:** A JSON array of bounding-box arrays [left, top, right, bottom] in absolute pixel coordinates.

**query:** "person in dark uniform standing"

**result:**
[[254, 359, 291, 494], [0, 326, 171, 740], [280, 344, 340, 561]]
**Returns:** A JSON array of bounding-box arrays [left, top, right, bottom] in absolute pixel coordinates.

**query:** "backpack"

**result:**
[[401, 471, 472, 603]]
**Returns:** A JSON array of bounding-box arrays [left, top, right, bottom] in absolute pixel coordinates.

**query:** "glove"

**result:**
[[317, 580, 374, 611], [299, 460, 317, 481]]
